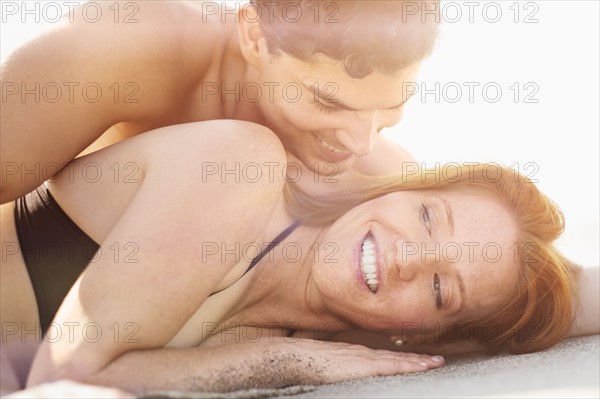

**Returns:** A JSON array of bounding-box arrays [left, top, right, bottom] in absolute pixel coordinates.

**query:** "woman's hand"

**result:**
[[77, 337, 443, 393], [278, 339, 445, 385]]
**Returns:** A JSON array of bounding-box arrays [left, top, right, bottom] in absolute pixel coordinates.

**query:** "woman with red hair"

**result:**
[[2, 120, 595, 396]]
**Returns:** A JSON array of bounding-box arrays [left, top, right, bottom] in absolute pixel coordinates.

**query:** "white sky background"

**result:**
[[387, 0, 599, 266], [1, 1, 598, 265]]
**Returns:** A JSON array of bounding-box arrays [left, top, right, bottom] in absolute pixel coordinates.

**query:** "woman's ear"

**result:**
[[237, 5, 267, 68]]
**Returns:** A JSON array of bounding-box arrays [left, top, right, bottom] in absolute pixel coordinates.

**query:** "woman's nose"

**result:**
[[393, 240, 444, 282]]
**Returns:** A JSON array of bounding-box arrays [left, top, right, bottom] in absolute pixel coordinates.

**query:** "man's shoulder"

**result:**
[[71, 1, 228, 62]]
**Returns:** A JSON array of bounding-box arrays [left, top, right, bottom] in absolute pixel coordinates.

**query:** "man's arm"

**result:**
[[0, 1, 218, 203]]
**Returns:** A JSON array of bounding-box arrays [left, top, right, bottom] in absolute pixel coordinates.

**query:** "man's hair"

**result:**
[[250, 0, 441, 78], [285, 163, 577, 355]]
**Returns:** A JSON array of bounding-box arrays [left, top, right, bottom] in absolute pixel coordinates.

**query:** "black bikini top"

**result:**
[[209, 220, 301, 296]]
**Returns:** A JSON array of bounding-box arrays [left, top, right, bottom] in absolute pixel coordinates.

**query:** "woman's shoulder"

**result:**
[[139, 120, 287, 176], [94, 120, 286, 171], [55, 120, 287, 244], [130, 120, 288, 226]]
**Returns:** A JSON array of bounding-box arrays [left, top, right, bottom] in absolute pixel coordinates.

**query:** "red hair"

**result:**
[[285, 163, 577, 354]]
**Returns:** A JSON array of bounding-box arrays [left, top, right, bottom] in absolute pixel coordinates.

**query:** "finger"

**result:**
[[368, 351, 446, 372], [371, 357, 431, 375], [353, 348, 445, 366], [344, 352, 444, 377], [391, 353, 444, 371], [398, 352, 445, 368], [330, 345, 446, 370]]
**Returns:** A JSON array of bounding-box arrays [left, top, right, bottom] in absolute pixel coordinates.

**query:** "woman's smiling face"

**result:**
[[307, 187, 521, 334]]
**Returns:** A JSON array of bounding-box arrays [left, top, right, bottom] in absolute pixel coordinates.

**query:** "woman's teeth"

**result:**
[[361, 236, 379, 293], [319, 138, 345, 153]]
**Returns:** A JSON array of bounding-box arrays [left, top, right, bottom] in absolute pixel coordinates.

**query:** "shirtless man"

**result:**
[[0, 0, 440, 202]]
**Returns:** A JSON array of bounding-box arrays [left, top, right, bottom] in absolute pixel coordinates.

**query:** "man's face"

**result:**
[[253, 52, 420, 176]]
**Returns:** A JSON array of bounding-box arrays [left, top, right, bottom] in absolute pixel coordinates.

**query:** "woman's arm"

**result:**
[[91, 338, 444, 394], [569, 265, 600, 337], [25, 121, 288, 386]]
